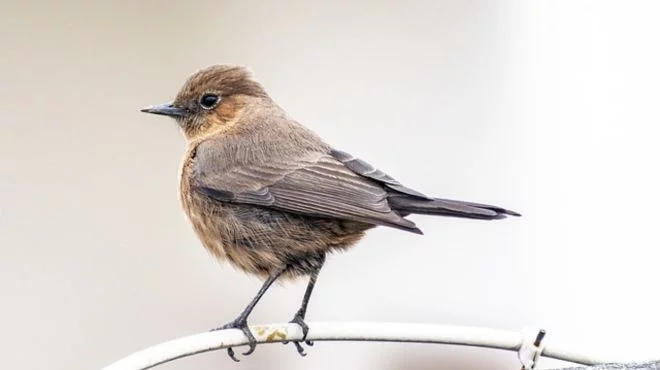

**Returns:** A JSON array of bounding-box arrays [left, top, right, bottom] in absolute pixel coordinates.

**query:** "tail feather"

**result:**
[[388, 195, 520, 220]]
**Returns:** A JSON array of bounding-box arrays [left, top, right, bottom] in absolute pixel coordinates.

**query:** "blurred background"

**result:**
[[1, 1, 659, 369]]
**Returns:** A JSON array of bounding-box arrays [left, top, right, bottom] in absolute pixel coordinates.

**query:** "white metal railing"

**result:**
[[102, 322, 655, 370]]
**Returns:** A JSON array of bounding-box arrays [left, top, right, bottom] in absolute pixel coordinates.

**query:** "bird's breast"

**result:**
[[178, 146, 234, 262]]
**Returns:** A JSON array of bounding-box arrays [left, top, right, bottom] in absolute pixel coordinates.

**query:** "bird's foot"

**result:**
[[282, 308, 313, 356], [211, 318, 257, 362]]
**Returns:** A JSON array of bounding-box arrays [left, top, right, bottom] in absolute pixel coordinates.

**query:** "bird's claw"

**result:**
[[282, 309, 313, 356], [211, 318, 257, 362]]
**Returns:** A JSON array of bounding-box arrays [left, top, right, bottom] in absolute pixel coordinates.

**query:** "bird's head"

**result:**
[[141, 65, 268, 140]]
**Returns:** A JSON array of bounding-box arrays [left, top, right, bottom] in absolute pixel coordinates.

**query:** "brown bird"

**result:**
[[141, 65, 520, 361]]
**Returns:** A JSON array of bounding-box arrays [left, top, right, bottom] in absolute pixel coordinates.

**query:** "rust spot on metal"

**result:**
[[266, 330, 287, 342]]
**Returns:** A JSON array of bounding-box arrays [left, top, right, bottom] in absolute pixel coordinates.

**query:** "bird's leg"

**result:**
[[283, 256, 325, 356], [212, 268, 285, 362]]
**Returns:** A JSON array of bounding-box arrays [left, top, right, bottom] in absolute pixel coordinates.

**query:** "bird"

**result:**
[[140, 64, 520, 362]]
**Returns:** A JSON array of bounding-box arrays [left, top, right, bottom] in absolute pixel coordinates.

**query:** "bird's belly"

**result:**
[[181, 191, 370, 278]]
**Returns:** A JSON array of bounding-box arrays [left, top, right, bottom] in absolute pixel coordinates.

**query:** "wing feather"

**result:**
[[330, 149, 432, 199], [192, 139, 421, 233]]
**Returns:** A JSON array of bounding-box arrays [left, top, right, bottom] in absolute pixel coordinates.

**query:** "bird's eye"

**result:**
[[199, 94, 220, 109]]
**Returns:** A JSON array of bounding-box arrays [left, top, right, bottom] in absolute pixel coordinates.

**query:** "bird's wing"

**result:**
[[191, 139, 421, 233], [331, 149, 520, 219], [329, 149, 433, 199]]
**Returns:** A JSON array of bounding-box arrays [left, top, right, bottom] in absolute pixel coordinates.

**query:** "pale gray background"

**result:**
[[1, 1, 659, 370]]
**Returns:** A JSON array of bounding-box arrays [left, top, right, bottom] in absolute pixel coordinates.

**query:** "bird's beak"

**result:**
[[140, 102, 188, 117]]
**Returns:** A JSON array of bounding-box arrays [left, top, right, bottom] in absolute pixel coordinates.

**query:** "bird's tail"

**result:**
[[388, 195, 520, 220]]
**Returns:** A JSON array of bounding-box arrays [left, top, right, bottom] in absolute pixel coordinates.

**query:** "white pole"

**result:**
[[101, 322, 627, 370]]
